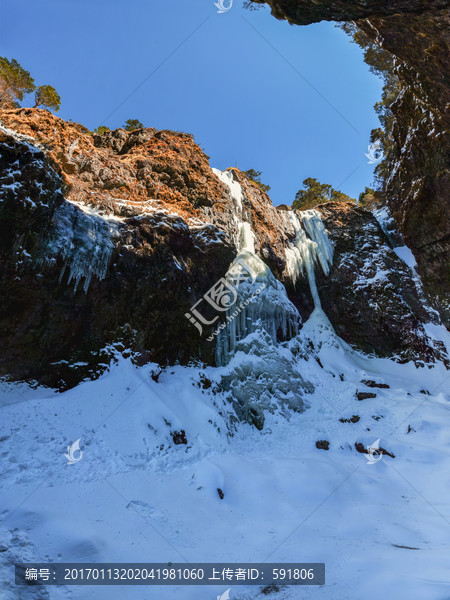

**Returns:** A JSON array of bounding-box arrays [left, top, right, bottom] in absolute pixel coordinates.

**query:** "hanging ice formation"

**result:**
[[212, 169, 300, 366], [38, 200, 119, 293], [284, 209, 334, 309]]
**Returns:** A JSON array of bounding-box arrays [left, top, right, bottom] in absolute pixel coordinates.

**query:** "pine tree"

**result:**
[[34, 85, 61, 112], [292, 177, 355, 210], [124, 118, 144, 131], [242, 169, 271, 192], [0, 57, 35, 107]]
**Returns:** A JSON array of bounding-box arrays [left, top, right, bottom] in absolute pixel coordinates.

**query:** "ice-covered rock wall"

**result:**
[[38, 201, 120, 293], [284, 209, 334, 309]]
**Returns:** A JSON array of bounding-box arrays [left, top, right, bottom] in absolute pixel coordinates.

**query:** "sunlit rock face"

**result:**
[[250, 0, 450, 327]]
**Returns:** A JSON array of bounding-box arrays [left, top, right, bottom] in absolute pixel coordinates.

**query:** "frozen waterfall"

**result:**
[[285, 209, 333, 309], [212, 168, 300, 366], [238, 222, 255, 254], [212, 168, 243, 213]]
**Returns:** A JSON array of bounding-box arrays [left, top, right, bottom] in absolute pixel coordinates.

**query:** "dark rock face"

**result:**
[[252, 1, 448, 25], [251, 0, 450, 326], [314, 202, 447, 363]]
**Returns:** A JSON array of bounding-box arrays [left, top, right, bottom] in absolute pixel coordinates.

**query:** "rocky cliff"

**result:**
[[251, 0, 450, 327], [0, 108, 446, 387]]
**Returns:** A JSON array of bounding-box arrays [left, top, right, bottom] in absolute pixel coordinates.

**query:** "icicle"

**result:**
[[38, 200, 119, 293], [284, 209, 333, 309]]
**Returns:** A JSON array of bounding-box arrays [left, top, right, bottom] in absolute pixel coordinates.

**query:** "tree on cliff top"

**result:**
[[34, 85, 61, 112], [292, 177, 355, 210], [358, 187, 383, 210], [0, 57, 35, 107], [0, 57, 61, 112], [124, 118, 144, 131]]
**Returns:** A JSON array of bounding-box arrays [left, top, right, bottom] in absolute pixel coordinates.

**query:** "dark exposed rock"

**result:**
[[339, 415, 360, 423], [355, 441, 395, 458], [356, 392, 377, 401], [171, 430, 188, 445], [316, 440, 330, 450], [0, 109, 447, 387], [0, 124, 235, 386], [361, 380, 390, 389], [217, 488, 224, 500], [261, 583, 281, 594], [314, 202, 447, 363]]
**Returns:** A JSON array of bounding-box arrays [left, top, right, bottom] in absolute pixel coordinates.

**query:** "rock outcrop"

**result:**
[[250, 0, 450, 326], [0, 108, 446, 387]]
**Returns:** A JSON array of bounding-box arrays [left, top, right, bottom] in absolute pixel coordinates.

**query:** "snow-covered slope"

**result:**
[[1, 315, 449, 600]]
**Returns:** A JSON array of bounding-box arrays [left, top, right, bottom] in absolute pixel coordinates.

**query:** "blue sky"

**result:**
[[0, 0, 383, 205]]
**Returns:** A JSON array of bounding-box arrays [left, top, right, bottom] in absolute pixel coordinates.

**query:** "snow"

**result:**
[[0, 124, 44, 155], [373, 207, 442, 323], [215, 246, 300, 365], [393, 245, 417, 269], [1, 314, 449, 600], [1, 149, 449, 599]]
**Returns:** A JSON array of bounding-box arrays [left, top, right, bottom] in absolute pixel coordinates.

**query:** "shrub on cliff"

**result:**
[[124, 118, 144, 131], [34, 84, 61, 112], [93, 125, 110, 135], [358, 187, 383, 210], [292, 177, 355, 210], [242, 168, 271, 192], [0, 57, 35, 107]]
